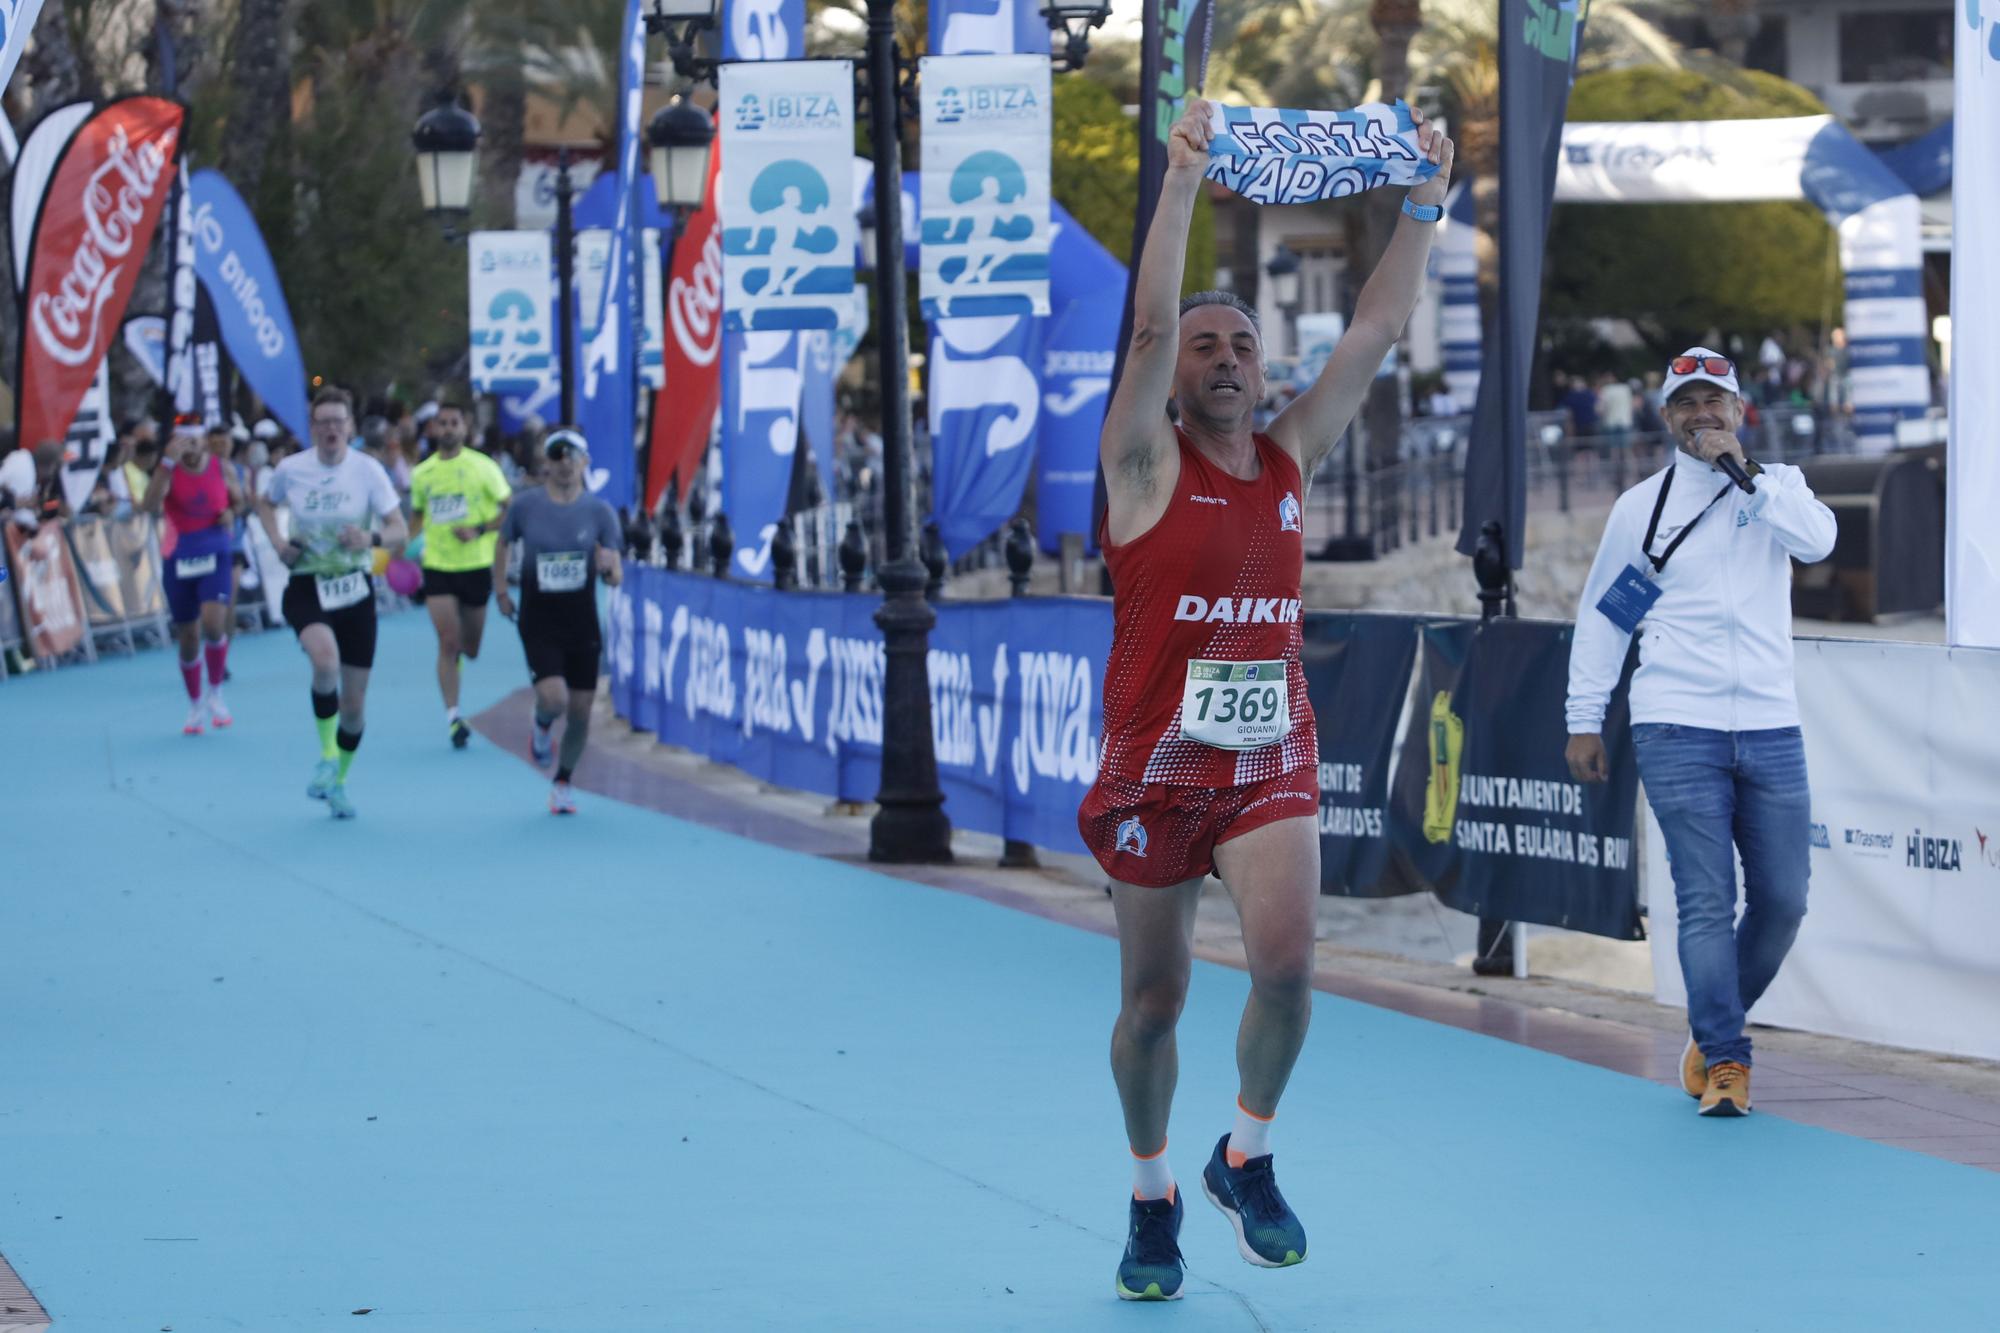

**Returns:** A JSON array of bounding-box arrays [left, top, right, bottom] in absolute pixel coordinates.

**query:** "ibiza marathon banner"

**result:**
[[720, 61, 856, 332], [605, 570, 1109, 853], [930, 0, 1049, 56], [918, 55, 1051, 320], [469, 231, 558, 424]]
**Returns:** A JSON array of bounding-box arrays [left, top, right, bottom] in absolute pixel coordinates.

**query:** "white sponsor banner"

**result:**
[[467, 230, 557, 417], [9, 101, 92, 293], [513, 156, 602, 230], [1646, 639, 2000, 1062], [1949, 3, 2000, 646], [1556, 117, 1824, 203], [0, 3, 48, 142], [918, 54, 1052, 319], [718, 60, 856, 331]]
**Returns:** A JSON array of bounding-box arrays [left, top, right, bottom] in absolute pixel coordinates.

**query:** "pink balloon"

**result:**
[[385, 558, 423, 597]]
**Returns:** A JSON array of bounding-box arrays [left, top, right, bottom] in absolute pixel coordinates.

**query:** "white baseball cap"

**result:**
[[1661, 347, 1740, 401]]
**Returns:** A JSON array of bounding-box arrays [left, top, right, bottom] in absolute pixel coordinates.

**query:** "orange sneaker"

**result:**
[[1680, 1033, 1708, 1099], [1699, 1061, 1751, 1117]]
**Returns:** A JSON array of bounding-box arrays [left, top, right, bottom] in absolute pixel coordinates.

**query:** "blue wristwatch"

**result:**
[[1401, 197, 1443, 223]]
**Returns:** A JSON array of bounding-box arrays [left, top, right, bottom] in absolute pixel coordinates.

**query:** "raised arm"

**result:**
[[1099, 98, 1215, 537], [1268, 112, 1454, 476]]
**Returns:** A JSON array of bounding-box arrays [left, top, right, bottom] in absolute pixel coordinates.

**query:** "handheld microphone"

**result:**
[[1717, 454, 1757, 495]]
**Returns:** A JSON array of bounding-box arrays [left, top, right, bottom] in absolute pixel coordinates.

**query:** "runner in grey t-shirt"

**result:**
[[493, 430, 624, 814]]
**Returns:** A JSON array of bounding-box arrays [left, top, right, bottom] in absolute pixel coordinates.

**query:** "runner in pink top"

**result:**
[[143, 418, 245, 734]]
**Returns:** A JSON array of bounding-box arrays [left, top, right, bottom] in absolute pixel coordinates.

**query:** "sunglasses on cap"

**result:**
[[1668, 354, 1734, 378], [543, 430, 588, 460]]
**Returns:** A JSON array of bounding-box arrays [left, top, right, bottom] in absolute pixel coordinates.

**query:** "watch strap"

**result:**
[[1402, 197, 1443, 223]]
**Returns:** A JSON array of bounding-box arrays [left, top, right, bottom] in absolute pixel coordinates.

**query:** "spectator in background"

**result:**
[[1560, 371, 1599, 440], [2, 441, 71, 529], [1596, 371, 1635, 483], [1426, 381, 1458, 418]]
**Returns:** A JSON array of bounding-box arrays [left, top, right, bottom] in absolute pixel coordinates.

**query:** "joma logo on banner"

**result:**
[[32, 124, 178, 367], [191, 202, 288, 358]]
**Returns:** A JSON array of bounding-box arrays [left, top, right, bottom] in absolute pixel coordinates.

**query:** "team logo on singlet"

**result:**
[[1278, 491, 1302, 533], [1114, 817, 1149, 858]]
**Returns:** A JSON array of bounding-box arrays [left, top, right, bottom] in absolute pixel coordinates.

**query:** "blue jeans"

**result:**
[[1633, 725, 1811, 1067]]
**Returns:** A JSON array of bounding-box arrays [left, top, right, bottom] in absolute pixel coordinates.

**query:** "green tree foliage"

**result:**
[[1051, 75, 1213, 295], [1544, 67, 1843, 356]]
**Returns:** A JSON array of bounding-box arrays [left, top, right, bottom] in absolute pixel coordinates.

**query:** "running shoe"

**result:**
[[1202, 1133, 1307, 1268], [306, 759, 340, 801], [1681, 1033, 1708, 1099], [326, 784, 357, 820], [1700, 1061, 1752, 1117], [549, 782, 578, 815], [530, 720, 554, 768], [182, 701, 207, 736], [450, 718, 472, 749], [206, 690, 233, 729], [1115, 1190, 1185, 1301]]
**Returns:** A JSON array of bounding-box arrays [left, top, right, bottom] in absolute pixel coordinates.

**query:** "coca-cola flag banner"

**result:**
[[16, 96, 185, 452], [188, 168, 309, 440], [468, 230, 559, 423], [0, 2, 48, 104], [722, 0, 804, 60], [9, 104, 90, 293], [647, 134, 723, 508], [918, 55, 1052, 320], [719, 60, 857, 332]]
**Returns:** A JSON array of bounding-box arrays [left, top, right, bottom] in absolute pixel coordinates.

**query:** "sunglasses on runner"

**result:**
[[1668, 354, 1734, 378]]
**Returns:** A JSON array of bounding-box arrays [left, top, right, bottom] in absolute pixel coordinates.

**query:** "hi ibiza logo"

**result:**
[[937, 87, 966, 124], [31, 122, 178, 368], [734, 94, 766, 132], [1115, 818, 1148, 858], [1906, 828, 1962, 872], [1976, 828, 2000, 870], [1278, 491, 1302, 533]]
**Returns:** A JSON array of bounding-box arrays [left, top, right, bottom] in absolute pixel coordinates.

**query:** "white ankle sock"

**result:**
[[1131, 1141, 1174, 1201], [446, 706, 461, 724], [1227, 1101, 1273, 1167]]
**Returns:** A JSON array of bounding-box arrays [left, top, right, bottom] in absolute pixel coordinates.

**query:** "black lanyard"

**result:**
[[1642, 467, 1734, 575]]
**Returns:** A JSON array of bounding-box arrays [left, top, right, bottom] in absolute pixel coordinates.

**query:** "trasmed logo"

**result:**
[[1843, 826, 1895, 858], [1906, 828, 1962, 872]]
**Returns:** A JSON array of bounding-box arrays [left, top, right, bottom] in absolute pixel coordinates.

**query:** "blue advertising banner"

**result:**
[[577, 0, 647, 509], [928, 312, 1043, 558], [605, 571, 1109, 852], [720, 329, 804, 580], [1038, 203, 1123, 554], [929, 0, 1050, 56], [722, 0, 804, 61], [187, 168, 309, 440]]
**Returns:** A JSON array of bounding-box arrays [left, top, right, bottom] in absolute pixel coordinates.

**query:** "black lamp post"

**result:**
[[1040, 0, 1113, 73], [648, 96, 715, 211], [411, 93, 481, 241]]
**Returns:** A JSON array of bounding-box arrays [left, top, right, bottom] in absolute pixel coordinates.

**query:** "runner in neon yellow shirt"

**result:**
[[408, 401, 511, 747]]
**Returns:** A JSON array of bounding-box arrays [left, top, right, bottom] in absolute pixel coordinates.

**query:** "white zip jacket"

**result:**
[[1566, 450, 1837, 735]]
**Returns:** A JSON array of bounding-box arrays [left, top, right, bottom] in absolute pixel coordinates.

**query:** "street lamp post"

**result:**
[[411, 92, 481, 241], [553, 148, 579, 424], [860, 0, 952, 863]]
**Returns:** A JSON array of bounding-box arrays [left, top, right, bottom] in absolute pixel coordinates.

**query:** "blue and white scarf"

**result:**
[[1205, 100, 1438, 205]]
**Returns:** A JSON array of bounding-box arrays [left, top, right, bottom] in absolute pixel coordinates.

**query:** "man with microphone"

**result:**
[[1565, 348, 1836, 1117]]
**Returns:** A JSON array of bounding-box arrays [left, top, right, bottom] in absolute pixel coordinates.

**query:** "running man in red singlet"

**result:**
[[143, 419, 246, 734], [1088, 96, 1453, 1301]]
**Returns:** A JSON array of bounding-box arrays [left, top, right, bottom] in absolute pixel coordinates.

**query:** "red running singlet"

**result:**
[[1096, 429, 1318, 787], [162, 457, 230, 534]]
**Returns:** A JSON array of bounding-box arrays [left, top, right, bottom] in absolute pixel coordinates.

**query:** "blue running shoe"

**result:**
[[1115, 1189, 1185, 1301], [326, 784, 357, 820], [1201, 1133, 1307, 1268], [306, 759, 339, 801]]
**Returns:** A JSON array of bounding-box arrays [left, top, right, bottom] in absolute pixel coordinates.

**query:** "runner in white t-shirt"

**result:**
[[253, 387, 408, 819]]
